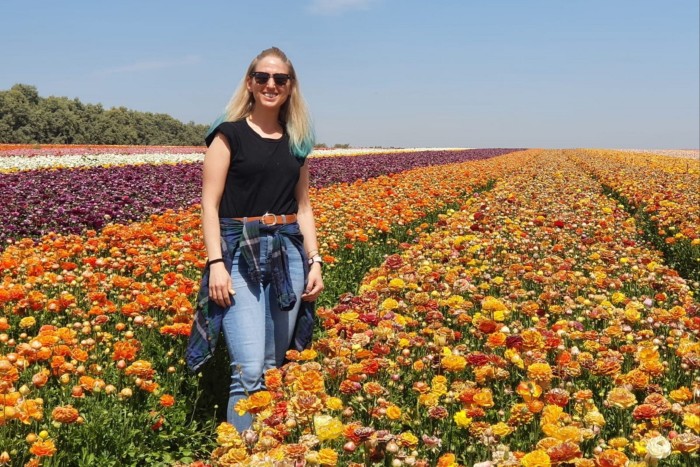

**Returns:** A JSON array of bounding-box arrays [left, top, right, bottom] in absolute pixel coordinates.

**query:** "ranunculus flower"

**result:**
[[51, 405, 79, 424], [313, 415, 344, 442], [606, 387, 637, 409], [645, 435, 671, 459], [520, 449, 551, 467]]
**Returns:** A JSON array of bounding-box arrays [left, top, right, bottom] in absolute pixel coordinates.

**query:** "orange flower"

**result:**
[[17, 399, 43, 424], [517, 381, 543, 401], [295, 370, 325, 393], [0, 393, 20, 406], [159, 394, 175, 408], [290, 390, 323, 417], [52, 405, 80, 424], [245, 391, 272, 414], [632, 404, 659, 420], [595, 449, 629, 467], [606, 387, 636, 409], [486, 332, 506, 347], [29, 439, 56, 457], [546, 441, 581, 464], [264, 368, 283, 391], [124, 360, 155, 379], [363, 382, 385, 397], [473, 389, 494, 408], [0, 359, 19, 384], [437, 453, 458, 467], [112, 340, 140, 361]]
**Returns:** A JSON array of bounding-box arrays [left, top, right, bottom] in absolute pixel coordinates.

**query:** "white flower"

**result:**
[[646, 435, 672, 459]]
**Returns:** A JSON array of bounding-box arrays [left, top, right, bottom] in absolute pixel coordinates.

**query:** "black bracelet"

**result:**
[[207, 258, 224, 267]]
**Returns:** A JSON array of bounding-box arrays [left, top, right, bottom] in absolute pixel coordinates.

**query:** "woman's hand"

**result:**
[[302, 264, 324, 302], [209, 263, 235, 307]]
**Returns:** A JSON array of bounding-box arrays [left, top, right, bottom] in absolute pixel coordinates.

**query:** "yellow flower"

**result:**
[[445, 295, 465, 307], [314, 415, 343, 442], [684, 413, 700, 433], [389, 278, 405, 290], [611, 292, 626, 304], [325, 397, 343, 411], [386, 405, 402, 420], [553, 426, 583, 443], [441, 354, 467, 372], [584, 410, 606, 427], [19, 317, 36, 329], [608, 437, 629, 449], [527, 362, 553, 383], [481, 296, 507, 314], [299, 349, 318, 360], [453, 410, 472, 428], [491, 422, 513, 437], [399, 431, 418, 448], [520, 449, 551, 467], [633, 440, 647, 456], [670, 387, 693, 403], [380, 298, 399, 310], [318, 448, 338, 466], [339, 312, 359, 324], [541, 405, 564, 425], [220, 448, 248, 464]]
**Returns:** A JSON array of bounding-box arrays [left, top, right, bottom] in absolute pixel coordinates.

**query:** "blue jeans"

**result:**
[[221, 232, 305, 432]]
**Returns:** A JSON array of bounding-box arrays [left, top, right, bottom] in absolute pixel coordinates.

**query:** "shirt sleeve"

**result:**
[[204, 122, 239, 156]]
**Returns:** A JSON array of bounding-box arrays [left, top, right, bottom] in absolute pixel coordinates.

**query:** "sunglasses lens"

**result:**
[[273, 74, 289, 86], [253, 72, 270, 85]]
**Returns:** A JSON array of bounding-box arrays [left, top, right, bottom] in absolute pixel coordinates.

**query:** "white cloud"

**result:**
[[307, 0, 376, 15], [94, 55, 201, 76]]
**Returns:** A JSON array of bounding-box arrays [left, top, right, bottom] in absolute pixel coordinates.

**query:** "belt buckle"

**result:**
[[261, 212, 277, 226]]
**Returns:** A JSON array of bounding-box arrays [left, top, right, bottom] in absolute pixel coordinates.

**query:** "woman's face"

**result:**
[[246, 55, 292, 112]]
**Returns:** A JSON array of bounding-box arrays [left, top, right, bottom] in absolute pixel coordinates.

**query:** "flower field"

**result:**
[[0, 147, 698, 466]]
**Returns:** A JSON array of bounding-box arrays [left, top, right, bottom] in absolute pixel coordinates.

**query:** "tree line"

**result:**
[[0, 84, 209, 145]]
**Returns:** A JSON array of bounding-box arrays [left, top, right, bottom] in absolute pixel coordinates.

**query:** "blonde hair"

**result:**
[[223, 47, 314, 158]]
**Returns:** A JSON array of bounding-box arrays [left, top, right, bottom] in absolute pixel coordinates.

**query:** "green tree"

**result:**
[[0, 84, 209, 145]]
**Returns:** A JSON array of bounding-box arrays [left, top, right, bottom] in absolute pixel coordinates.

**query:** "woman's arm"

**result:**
[[202, 133, 235, 307], [295, 163, 324, 301]]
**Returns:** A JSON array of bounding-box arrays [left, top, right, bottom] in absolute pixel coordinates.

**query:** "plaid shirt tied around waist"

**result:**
[[185, 218, 315, 373]]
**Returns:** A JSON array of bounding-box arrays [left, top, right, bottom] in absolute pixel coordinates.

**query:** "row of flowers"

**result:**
[[0, 152, 205, 173], [0, 144, 204, 158], [218, 150, 699, 466], [0, 151, 529, 465], [0, 148, 479, 172], [567, 150, 699, 287], [614, 149, 699, 160], [0, 144, 467, 160], [568, 150, 699, 240], [0, 149, 515, 247]]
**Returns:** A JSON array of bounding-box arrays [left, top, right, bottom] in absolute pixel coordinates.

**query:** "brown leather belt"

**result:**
[[233, 213, 298, 225]]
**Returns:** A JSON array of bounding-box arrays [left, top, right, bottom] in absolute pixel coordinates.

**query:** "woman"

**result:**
[[186, 47, 323, 433]]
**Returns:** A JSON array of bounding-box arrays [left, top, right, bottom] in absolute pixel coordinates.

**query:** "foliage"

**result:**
[[0, 84, 208, 145]]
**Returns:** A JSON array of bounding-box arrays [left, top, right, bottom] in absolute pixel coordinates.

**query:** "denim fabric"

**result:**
[[185, 219, 315, 374], [221, 232, 305, 432]]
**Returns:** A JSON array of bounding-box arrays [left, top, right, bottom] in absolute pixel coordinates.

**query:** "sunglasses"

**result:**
[[249, 71, 293, 86]]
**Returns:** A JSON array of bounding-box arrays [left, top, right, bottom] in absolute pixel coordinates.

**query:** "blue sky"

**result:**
[[1, 0, 698, 149]]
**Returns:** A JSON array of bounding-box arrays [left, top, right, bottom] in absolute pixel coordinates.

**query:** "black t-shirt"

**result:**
[[205, 120, 305, 218]]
